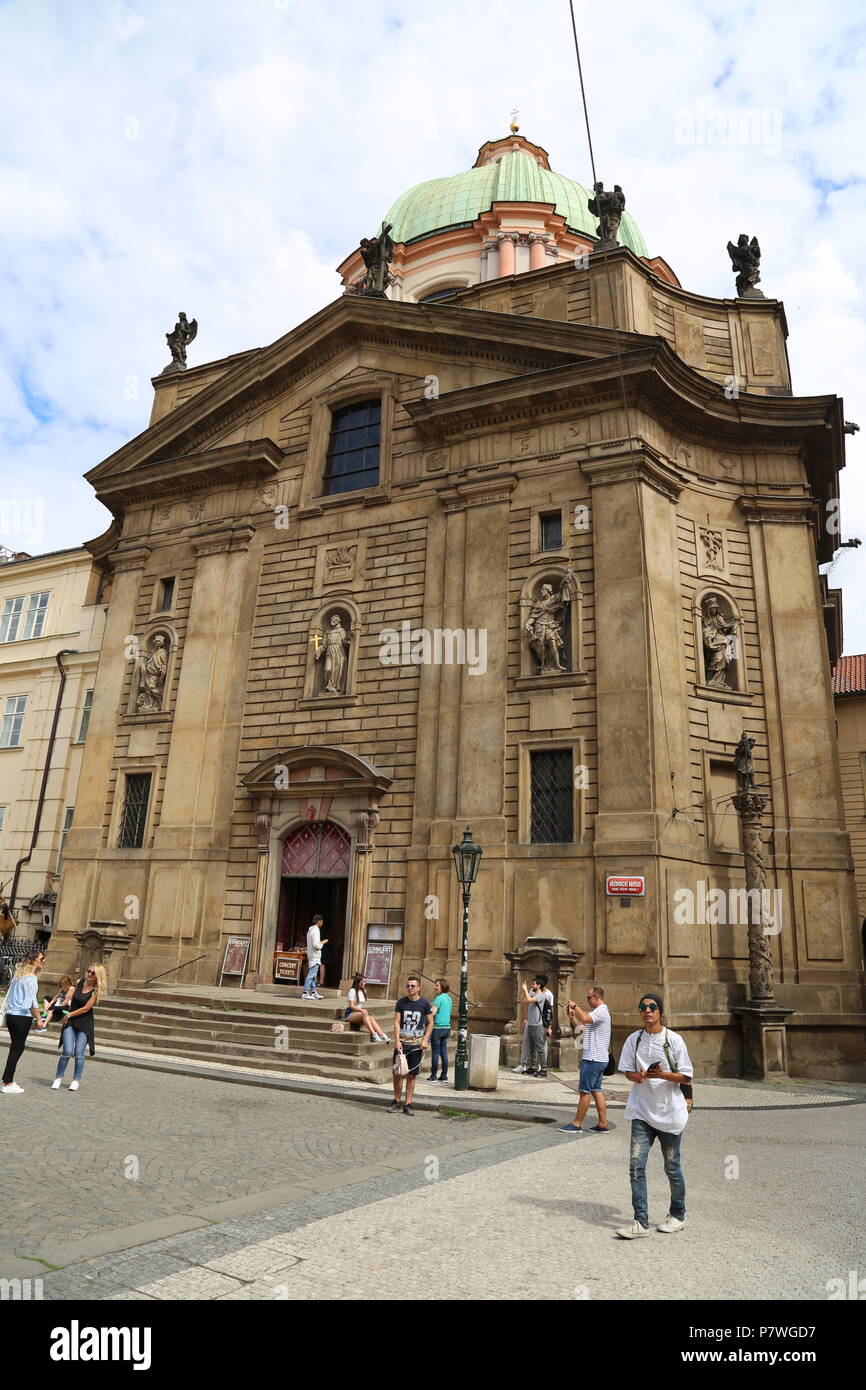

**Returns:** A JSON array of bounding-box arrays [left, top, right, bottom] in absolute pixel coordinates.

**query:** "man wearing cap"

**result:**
[[615, 992, 693, 1239]]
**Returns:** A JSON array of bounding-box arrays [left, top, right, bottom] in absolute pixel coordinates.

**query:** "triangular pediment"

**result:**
[[85, 290, 649, 493]]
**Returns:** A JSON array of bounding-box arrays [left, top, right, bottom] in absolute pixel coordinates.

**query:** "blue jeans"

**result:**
[[429, 1028, 450, 1078], [55, 1026, 88, 1082], [304, 963, 319, 995], [629, 1118, 685, 1228]]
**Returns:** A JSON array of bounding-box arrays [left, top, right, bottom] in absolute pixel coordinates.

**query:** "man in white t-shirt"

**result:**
[[303, 915, 327, 999], [615, 992, 693, 1239], [559, 986, 611, 1133]]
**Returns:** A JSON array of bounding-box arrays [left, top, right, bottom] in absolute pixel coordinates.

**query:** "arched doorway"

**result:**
[[275, 821, 351, 989]]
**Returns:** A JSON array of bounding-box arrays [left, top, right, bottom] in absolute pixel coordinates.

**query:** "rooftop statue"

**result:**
[[161, 312, 198, 374], [727, 234, 763, 298], [359, 222, 395, 297], [587, 182, 625, 247]]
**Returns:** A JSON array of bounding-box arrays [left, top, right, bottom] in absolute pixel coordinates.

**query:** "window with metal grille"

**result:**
[[0, 695, 27, 748], [118, 773, 152, 849], [530, 749, 574, 843], [75, 689, 93, 743], [323, 400, 380, 495], [540, 513, 563, 551]]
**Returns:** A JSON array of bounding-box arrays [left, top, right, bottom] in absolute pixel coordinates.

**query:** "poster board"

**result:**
[[273, 951, 303, 983], [219, 935, 250, 986], [363, 941, 393, 990]]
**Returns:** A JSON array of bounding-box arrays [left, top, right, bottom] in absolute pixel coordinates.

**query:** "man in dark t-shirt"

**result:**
[[389, 973, 434, 1117]]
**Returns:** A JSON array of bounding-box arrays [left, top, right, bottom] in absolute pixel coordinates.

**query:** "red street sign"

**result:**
[[606, 875, 646, 897]]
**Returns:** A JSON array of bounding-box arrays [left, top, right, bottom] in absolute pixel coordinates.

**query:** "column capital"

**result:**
[[582, 444, 685, 502], [191, 522, 256, 559], [106, 544, 152, 574]]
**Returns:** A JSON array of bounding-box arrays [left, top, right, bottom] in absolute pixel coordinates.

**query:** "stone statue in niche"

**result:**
[[524, 571, 577, 674], [315, 614, 352, 694], [135, 633, 169, 712], [701, 595, 741, 689], [700, 527, 724, 572]]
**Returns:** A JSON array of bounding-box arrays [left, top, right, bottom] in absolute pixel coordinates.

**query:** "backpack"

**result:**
[[540, 994, 553, 1029], [659, 1028, 694, 1112]]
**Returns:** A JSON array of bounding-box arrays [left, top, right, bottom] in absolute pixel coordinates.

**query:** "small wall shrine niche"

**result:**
[[700, 592, 742, 691], [522, 570, 578, 676], [312, 610, 353, 696], [135, 632, 170, 712]]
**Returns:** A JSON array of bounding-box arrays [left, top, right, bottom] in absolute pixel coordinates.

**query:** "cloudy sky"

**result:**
[[1, 0, 864, 648]]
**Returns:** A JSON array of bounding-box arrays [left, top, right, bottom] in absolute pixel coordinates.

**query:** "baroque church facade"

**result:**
[[51, 132, 865, 1078]]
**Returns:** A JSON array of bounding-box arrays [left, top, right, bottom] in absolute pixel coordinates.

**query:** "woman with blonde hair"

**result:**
[[2, 949, 46, 1093], [51, 963, 107, 1092]]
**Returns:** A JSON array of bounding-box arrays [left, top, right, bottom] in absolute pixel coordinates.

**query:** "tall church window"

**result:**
[[540, 513, 563, 551], [323, 400, 380, 494], [118, 772, 152, 849], [530, 749, 574, 843]]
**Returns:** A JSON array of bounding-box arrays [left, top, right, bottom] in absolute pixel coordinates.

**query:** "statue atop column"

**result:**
[[727, 234, 763, 297], [161, 312, 198, 374], [524, 571, 577, 674], [316, 614, 352, 694], [587, 182, 625, 247], [359, 222, 395, 297], [734, 731, 758, 792]]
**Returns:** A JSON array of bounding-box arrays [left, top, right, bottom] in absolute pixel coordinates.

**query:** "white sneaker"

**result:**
[[311, 992, 324, 1000], [511, 1065, 525, 1072], [68, 1081, 79, 1091], [616, 1220, 651, 1239], [657, 1215, 686, 1233], [50, 1079, 62, 1090], [2, 1083, 24, 1094]]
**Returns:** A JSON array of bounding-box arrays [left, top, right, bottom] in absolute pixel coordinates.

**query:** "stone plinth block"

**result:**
[[734, 1002, 795, 1079], [468, 1034, 500, 1090], [75, 923, 133, 996]]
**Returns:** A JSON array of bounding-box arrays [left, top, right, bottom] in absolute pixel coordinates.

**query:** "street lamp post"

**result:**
[[451, 826, 483, 1092]]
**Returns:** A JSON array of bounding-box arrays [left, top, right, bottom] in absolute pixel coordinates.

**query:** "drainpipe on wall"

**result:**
[[8, 648, 78, 915]]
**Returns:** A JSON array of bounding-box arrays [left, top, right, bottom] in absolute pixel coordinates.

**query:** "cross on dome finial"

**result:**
[[510, 107, 519, 133]]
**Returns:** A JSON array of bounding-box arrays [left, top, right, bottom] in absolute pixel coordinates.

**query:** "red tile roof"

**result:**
[[832, 654, 866, 696]]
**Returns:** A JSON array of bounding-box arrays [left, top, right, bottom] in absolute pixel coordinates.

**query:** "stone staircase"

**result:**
[[93, 983, 397, 1085]]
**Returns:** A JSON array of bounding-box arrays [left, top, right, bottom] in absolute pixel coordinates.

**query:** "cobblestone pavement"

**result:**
[[0, 1046, 519, 1266], [9, 1047, 865, 1303]]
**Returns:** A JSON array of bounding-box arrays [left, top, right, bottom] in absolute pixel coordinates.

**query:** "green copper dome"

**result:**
[[384, 143, 647, 256]]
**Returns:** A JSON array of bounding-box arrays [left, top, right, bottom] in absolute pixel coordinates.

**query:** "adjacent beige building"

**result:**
[[48, 133, 865, 1079], [833, 655, 866, 953], [0, 547, 106, 939]]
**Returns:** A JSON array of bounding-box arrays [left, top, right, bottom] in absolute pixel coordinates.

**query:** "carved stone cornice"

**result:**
[[437, 473, 518, 512], [92, 439, 283, 511], [191, 523, 256, 559], [106, 544, 152, 574], [737, 495, 819, 526], [581, 446, 685, 502]]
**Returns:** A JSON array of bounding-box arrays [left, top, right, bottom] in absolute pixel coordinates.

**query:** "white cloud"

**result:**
[[0, 0, 864, 647]]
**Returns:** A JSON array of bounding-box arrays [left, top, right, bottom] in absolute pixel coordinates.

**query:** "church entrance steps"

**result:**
[[94, 984, 399, 1084]]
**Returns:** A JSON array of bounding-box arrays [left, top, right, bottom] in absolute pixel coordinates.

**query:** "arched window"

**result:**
[[323, 400, 380, 494], [418, 287, 461, 304]]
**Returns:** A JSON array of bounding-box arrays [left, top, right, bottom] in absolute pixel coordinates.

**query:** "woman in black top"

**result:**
[[51, 964, 106, 1092]]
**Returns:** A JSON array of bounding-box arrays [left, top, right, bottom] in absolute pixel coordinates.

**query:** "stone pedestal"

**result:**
[[504, 934, 580, 1069], [734, 1002, 795, 1079], [74, 923, 133, 996], [468, 1034, 500, 1090]]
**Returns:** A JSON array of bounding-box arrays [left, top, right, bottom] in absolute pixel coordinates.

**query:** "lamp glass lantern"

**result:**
[[451, 827, 483, 886]]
